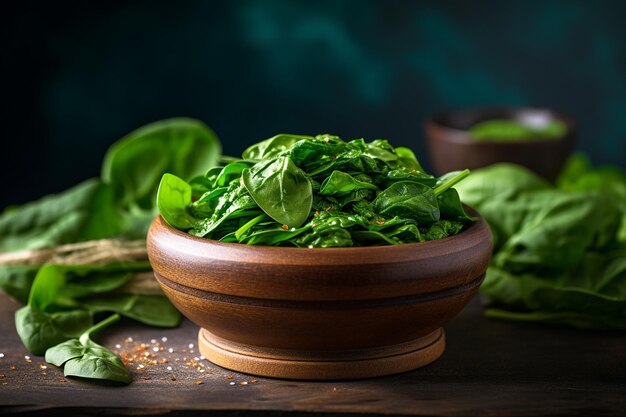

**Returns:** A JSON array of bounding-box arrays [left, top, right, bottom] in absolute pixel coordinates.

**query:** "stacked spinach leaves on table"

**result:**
[[456, 154, 626, 330], [0, 118, 221, 383], [157, 134, 476, 247]]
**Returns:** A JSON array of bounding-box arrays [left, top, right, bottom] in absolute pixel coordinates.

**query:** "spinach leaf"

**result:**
[[295, 226, 353, 248], [242, 156, 312, 227], [373, 181, 440, 224], [319, 171, 378, 196], [492, 190, 619, 273], [433, 169, 470, 196], [455, 164, 551, 207], [289, 138, 347, 174], [28, 263, 148, 310], [14, 262, 169, 354], [0, 265, 39, 304], [214, 161, 255, 187], [45, 314, 132, 384], [438, 189, 476, 222], [458, 159, 626, 330], [156, 173, 195, 230], [242, 134, 313, 160], [234, 213, 269, 241], [0, 179, 120, 252], [383, 169, 437, 187], [191, 186, 257, 237], [102, 117, 221, 210], [360, 139, 399, 162], [420, 220, 465, 241], [351, 230, 399, 245], [81, 294, 181, 328], [395, 146, 425, 172], [192, 186, 229, 217], [28, 264, 69, 311], [16, 306, 93, 355], [188, 175, 214, 198], [242, 224, 311, 246]]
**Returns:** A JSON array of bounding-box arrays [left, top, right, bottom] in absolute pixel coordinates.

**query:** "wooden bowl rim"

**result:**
[[150, 205, 489, 257]]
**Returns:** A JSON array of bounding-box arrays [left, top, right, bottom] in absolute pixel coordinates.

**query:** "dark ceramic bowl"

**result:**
[[147, 211, 493, 380], [425, 107, 575, 181]]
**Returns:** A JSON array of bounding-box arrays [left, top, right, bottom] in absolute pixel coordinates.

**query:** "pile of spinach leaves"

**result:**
[[158, 134, 475, 247], [456, 154, 626, 330], [1, 118, 221, 383]]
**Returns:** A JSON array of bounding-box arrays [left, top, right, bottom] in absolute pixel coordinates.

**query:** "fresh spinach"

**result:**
[[0, 265, 40, 304], [157, 174, 195, 230], [15, 306, 93, 355], [242, 156, 313, 227], [1, 118, 227, 386], [102, 117, 221, 210], [0, 179, 121, 253], [81, 294, 182, 327], [158, 133, 474, 247], [242, 134, 313, 160], [373, 181, 439, 223], [319, 171, 378, 196], [456, 160, 626, 330], [45, 314, 132, 384], [14, 262, 180, 355]]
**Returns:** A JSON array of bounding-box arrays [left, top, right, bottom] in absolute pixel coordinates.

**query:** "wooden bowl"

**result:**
[[147, 211, 493, 380], [425, 106, 575, 181]]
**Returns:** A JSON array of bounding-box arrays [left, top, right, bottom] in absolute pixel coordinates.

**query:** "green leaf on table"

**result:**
[[16, 306, 93, 355], [45, 314, 132, 384], [457, 159, 626, 330]]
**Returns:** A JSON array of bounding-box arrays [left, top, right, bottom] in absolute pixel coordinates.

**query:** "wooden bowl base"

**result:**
[[198, 328, 445, 380]]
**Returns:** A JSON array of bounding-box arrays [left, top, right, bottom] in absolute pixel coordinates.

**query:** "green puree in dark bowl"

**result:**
[[469, 119, 567, 142]]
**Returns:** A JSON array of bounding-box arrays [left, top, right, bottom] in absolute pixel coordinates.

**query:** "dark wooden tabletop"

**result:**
[[1, 291, 624, 417]]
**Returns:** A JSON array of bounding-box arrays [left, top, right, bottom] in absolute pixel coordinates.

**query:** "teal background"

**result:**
[[2, 0, 625, 208]]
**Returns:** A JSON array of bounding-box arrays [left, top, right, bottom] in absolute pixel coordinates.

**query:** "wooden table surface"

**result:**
[[0, 291, 624, 417]]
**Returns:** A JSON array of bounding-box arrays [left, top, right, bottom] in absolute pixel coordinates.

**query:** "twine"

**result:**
[[0, 239, 163, 295]]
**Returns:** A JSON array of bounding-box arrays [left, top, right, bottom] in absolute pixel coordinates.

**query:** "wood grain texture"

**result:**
[[1, 293, 625, 417], [425, 106, 576, 181], [146, 213, 492, 378]]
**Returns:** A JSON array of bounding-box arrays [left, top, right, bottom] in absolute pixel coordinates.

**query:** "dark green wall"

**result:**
[[3, 0, 625, 208]]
